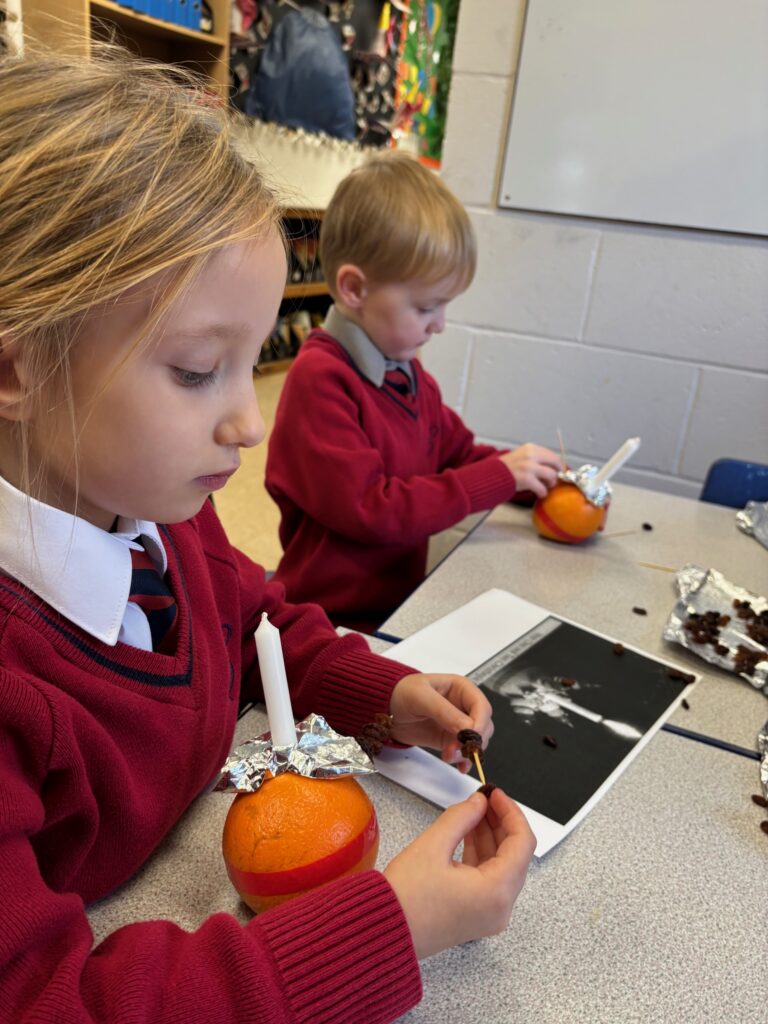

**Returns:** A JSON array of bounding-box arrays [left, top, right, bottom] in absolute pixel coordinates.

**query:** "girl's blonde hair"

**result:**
[[0, 41, 281, 497], [319, 151, 476, 295]]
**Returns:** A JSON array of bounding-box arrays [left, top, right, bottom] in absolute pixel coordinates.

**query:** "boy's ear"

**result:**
[[335, 264, 368, 309], [0, 335, 34, 422]]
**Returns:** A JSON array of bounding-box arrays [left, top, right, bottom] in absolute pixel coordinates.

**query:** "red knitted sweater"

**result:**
[[265, 331, 517, 629], [0, 500, 422, 1023]]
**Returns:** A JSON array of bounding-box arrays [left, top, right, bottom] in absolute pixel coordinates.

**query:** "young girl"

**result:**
[[0, 44, 535, 1022]]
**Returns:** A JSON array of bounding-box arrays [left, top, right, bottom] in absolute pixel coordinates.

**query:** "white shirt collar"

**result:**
[[323, 305, 414, 388], [0, 474, 166, 646]]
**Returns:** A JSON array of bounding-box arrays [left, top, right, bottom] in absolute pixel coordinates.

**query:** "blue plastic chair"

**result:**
[[699, 458, 768, 508]]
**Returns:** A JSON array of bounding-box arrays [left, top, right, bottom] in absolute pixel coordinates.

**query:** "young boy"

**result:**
[[265, 153, 563, 631]]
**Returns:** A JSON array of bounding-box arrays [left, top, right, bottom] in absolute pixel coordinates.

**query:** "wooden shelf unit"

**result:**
[[21, 0, 230, 95], [283, 281, 329, 300], [281, 207, 327, 296], [258, 208, 331, 368]]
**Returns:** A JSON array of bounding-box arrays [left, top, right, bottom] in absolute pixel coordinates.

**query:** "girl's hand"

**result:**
[[384, 788, 536, 959], [389, 673, 493, 770]]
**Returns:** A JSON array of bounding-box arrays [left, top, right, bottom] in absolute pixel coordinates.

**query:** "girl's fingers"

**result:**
[[463, 808, 497, 865], [484, 791, 537, 865], [418, 792, 488, 862]]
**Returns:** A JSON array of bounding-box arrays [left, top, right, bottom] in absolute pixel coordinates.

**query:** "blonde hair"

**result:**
[[0, 40, 281, 498], [319, 151, 476, 296]]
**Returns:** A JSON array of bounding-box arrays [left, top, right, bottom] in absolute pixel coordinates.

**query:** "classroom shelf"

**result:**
[[283, 281, 329, 300], [91, 1, 225, 46], [21, 0, 230, 95]]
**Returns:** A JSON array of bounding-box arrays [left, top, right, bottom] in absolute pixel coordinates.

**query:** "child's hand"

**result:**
[[384, 788, 536, 959], [389, 673, 493, 769], [499, 444, 564, 498]]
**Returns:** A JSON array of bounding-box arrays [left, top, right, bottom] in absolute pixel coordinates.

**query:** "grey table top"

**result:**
[[88, 706, 768, 1024], [381, 484, 768, 753]]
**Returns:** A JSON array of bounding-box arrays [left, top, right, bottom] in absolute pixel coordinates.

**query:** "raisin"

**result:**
[[457, 728, 482, 745]]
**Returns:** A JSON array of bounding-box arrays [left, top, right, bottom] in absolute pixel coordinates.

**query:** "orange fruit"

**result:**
[[222, 772, 379, 913], [532, 481, 607, 543]]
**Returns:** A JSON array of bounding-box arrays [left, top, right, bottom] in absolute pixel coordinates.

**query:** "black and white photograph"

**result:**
[[469, 618, 691, 825]]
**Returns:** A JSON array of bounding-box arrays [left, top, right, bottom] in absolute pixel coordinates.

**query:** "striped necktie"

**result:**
[[128, 544, 178, 654], [383, 366, 415, 403]]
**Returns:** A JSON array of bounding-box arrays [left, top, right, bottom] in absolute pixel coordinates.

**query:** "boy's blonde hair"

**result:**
[[319, 152, 476, 296], [0, 41, 281, 498]]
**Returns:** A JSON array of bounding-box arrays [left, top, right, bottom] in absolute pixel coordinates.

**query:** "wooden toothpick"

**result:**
[[637, 560, 677, 573], [557, 427, 567, 465], [473, 751, 486, 786]]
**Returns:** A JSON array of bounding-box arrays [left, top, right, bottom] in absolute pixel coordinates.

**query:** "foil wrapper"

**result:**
[[759, 720, 768, 801], [736, 501, 768, 550], [662, 565, 768, 696], [558, 464, 612, 508], [215, 712, 376, 792]]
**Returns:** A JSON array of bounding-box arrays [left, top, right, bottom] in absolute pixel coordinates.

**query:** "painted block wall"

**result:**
[[431, 0, 768, 498]]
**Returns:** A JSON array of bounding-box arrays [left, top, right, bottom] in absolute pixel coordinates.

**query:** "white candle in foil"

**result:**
[[255, 612, 297, 748], [589, 436, 641, 492]]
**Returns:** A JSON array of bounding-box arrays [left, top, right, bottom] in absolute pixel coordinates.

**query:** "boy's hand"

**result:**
[[384, 788, 536, 959], [389, 673, 493, 770], [499, 443, 564, 499]]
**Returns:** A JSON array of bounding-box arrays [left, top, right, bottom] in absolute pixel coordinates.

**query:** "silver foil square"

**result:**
[[663, 565, 767, 696], [736, 500, 768, 550], [215, 712, 376, 793]]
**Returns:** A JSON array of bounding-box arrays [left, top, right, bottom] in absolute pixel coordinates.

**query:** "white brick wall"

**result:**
[[432, 0, 768, 497]]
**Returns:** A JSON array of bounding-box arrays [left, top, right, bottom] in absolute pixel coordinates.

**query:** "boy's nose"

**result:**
[[215, 385, 266, 449], [429, 308, 446, 334]]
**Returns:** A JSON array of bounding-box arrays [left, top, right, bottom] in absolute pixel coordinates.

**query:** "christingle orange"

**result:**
[[533, 481, 607, 543], [222, 772, 379, 914]]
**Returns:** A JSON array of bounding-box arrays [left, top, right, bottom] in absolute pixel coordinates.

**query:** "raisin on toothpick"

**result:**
[[457, 728, 483, 762]]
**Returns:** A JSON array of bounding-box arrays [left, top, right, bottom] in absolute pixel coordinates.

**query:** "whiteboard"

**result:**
[[499, 0, 768, 236]]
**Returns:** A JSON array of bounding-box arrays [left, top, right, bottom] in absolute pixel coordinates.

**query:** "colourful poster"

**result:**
[[394, 0, 457, 166]]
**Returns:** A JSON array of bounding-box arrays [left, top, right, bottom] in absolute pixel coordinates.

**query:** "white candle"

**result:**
[[588, 436, 642, 493], [255, 612, 297, 748]]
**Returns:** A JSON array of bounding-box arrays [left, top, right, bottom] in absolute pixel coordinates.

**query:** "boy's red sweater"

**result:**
[[0, 500, 422, 1023], [265, 331, 517, 629]]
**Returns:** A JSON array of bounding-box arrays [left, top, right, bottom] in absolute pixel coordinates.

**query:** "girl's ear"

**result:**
[[0, 336, 34, 422], [335, 264, 368, 309]]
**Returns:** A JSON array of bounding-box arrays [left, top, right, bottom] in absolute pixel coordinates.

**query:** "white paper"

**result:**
[[381, 589, 696, 856]]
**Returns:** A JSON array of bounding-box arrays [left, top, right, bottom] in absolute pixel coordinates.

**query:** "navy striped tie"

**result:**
[[128, 545, 178, 654], [383, 367, 414, 403]]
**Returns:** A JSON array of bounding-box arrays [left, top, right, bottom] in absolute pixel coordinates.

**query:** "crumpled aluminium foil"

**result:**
[[558, 464, 612, 508], [662, 565, 767, 696], [215, 712, 376, 792], [759, 720, 768, 802], [736, 501, 768, 550]]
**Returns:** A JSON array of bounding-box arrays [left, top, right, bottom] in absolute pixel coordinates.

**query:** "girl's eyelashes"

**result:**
[[172, 367, 217, 388]]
